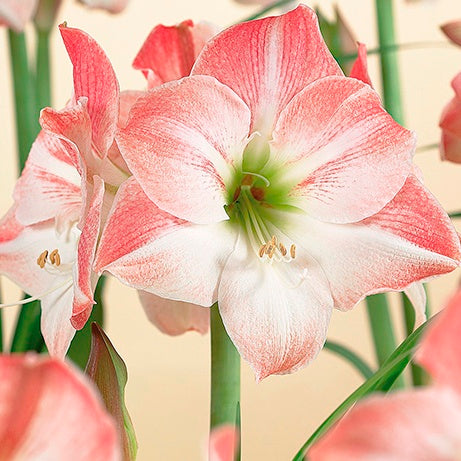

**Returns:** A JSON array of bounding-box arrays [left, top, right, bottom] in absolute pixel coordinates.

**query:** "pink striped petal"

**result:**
[[294, 175, 460, 311], [309, 388, 461, 461], [209, 425, 239, 461], [133, 20, 217, 88], [417, 288, 461, 394], [349, 43, 372, 86], [441, 20, 461, 47], [193, 5, 341, 135], [59, 24, 119, 157], [218, 235, 333, 380], [138, 291, 209, 336], [14, 130, 82, 227], [0, 355, 120, 460], [0, 0, 37, 31], [72, 176, 105, 329], [78, 0, 129, 14], [271, 76, 414, 223], [95, 178, 236, 307], [117, 76, 251, 224]]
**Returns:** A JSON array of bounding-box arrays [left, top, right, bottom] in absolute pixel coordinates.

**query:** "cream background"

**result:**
[[1, 0, 461, 459]]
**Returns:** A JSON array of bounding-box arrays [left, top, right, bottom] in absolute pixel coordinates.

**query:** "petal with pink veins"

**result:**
[[138, 291, 209, 335], [0, 355, 120, 460], [349, 43, 372, 86], [117, 76, 251, 224], [0, 0, 37, 31], [271, 76, 414, 223], [309, 387, 461, 461], [193, 5, 342, 135], [218, 235, 333, 380], [95, 178, 236, 307]]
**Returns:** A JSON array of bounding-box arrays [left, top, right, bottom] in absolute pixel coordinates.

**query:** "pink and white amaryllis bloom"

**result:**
[[0, 354, 120, 460], [96, 5, 461, 379], [308, 288, 461, 460], [0, 24, 129, 356], [0, 0, 37, 31], [440, 71, 461, 163]]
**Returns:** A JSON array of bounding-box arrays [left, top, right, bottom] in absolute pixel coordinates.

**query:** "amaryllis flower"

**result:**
[[440, 71, 461, 163], [77, 0, 129, 14], [0, 24, 129, 356], [308, 288, 461, 460], [0, 0, 37, 31], [0, 354, 120, 460], [96, 5, 460, 379], [441, 20, 461, 47]]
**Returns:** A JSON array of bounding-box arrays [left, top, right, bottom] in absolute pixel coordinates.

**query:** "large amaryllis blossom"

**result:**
[[0, 0, 37, 31], [440, 71, 461, 163], [0, 354, 120, 460], [0, 24, 130, 356], [96, 5, 461, 379], [308, 288, 461, 460]]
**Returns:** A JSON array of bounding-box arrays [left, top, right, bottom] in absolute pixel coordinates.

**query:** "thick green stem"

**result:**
[[10, 300, 44, 352], [36, 28, 52, 110], [210, 304, 240, 431]]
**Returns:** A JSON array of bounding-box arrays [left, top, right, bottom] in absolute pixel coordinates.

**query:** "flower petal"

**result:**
[[78, 0, 129, 14], [403, 282, 427, 328], [209, 425, 239, 461], [0, 0, 37, 31], [59, 24, 119, 157], [441, 20, 461, 47], [349, 43, 372, 86], [138, 291, 209, 335], [309, 387, 461, 461], [0, 355, 120, 460], [133, 20, 217, 88], [117, 76, 251, 224], [440, 83, 461, 163], [271, 76, 414, 223], [292, 175, 460, 311], [95, 177, 236, 306], [218, 235, 333, 380], [193, 5, 341, 135]]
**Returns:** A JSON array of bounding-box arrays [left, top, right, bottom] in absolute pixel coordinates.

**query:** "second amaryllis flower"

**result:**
[[96, 5, 461, 379]]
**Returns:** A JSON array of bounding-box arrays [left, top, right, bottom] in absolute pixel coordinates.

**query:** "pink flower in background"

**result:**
[[78, 0, 129, 14], [308, 288, 461, 460], [440, 72, 461, 163], [0, 0, 37, 31], [0, 25, 129, 356], [0, 354, 120, 460], [96, 5, 460, 379], [441, 20, 461, 47], [209, 425, 239, 461]]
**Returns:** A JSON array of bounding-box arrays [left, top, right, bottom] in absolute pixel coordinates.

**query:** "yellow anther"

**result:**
[[279, 243, 287, 256], [37, 250, 48, 269], [258, 244, 267, 258], [290, 244, 296, 259], [270, 235, 277, 246], [268, 245, 276, 259], [49, 249, 61, 267]]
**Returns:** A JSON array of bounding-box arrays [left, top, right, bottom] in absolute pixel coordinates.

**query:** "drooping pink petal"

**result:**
[[349, 43, 372, 86], [292, 175, 460, 311], [218, 235, 333, 380], [0, 0, 37, 31], [117, 76, 251, 224], [72, 176, 105, 329], [439, 76, 461, 163], [271, 76, 414, 223], [0, 355, 120, 460], [403, 282, 427, 328], [441, 20, 461, 47], [417, 288, 461, 394], [59, 24, 120, 157], [193, 5, 342, 135], [95, 178, 236, 307], [133, 20, 218, 88], [138, 291, 209, 335], [209, 425, 239, 461], [78, 0, 129, 14], [309, 387, 461, 461], [13, 130, 82, 227]]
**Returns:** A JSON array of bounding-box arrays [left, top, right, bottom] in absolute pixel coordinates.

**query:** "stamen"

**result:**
[[290, 244, 296, 259], [241, 171, 270, 187], [37, 250, 48, 269], [279, 243, 287, 256], [259, 244, 267, 258], [49, 249, 61, 266]]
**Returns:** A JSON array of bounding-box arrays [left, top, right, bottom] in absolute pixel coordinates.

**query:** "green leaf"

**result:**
[[86, 323, 137, 461], [292, 318, 432, 461]]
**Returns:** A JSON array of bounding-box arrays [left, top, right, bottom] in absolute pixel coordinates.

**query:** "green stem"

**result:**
[[324, 340, 374, 380], [450, 211, 461, 218], [416, 142, 439, 153], [240, 0, 295, 22], [10, 300, 45, 352], [7, 30, 38, 172], [210, 304, 240, 431], [36, 28, 52, 110]]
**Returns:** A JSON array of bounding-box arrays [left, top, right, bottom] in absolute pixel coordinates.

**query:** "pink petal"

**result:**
[[349, 43, 372, 86], [439, 91, 461, 163], [0, 0, 37, 31], [72, 176, 105, 329], [309, 387, 461, 461], [59, 24, 119, 157], [0, 355, 120, 460], [133, 20, 217, 88], [441, 20, 461, 47], [271, 76, 414, 223], [417, 288, 461, 394], [78, 0, 129, 14], [193, 5, 342, 135], [294, 175, 460, 311], [209, 425, 239, 461], [218, 235, 333, 380], [14, 130, 82, 227], [138, 291, 209, 336], [117, 76, 251, 224], [95, 178, 236, 306]]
